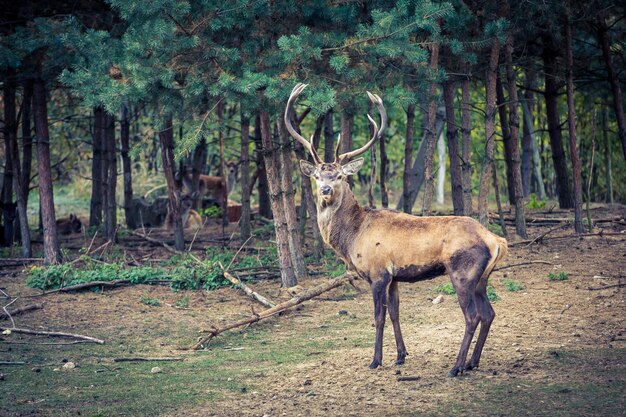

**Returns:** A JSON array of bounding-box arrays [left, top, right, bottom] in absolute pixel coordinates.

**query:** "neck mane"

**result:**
[[316, 183, 365, 261]]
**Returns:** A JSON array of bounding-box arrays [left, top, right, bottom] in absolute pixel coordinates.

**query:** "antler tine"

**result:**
[[284, 83, 323, 165], [333, 133, 342, 162], [336, 91, 387, 164]]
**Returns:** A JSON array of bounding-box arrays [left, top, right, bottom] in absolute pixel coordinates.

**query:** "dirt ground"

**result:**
[[1, 205, 625, 416]]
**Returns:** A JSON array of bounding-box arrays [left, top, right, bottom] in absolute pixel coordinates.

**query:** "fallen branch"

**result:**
[[190, 273, 355, 350], [587, 283, 626, 291], [0, 304, 43, 320], [29, 279, 132, 297], [0, 326, 104, 344], [494, 260, 554, 271], [221, 268, 275, 309], [0, 361, 26, 365], [397, 376, 421, 382], [113, 357, 184, 362], [509, 231, 624, 247], [131, 230, 182, 255]]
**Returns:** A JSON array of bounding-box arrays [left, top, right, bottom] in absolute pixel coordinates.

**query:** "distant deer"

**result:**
[[285, 83, 508, 376], [164, 192, 203, 231], [177, 170, 227, 205], [56, 213, 82, 235]]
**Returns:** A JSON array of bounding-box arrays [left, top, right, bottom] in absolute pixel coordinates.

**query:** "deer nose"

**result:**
[[320, 185, 332, 195]]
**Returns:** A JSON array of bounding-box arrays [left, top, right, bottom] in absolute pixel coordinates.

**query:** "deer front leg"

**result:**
[[369, 273, 391, 369], [387, 280, 407, 365]]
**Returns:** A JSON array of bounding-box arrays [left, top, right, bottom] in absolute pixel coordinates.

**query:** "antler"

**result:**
[[335, 91, 387, 164], [284, 83, 323, 165]]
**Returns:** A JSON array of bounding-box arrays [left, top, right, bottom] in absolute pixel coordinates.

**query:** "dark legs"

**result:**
[[369, 275, 390, 369], [448, 287, 480, 377], [388, 281, 407, 365], [466, 284, 495, 370]]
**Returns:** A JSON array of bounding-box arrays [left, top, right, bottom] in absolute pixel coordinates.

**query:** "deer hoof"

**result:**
[[447, 367, 461, 377], [394, 352, 407, 365], [369, 359, 382, 369], [463, 363, 475, 372]]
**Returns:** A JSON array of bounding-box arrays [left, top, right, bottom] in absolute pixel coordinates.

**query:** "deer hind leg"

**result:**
[[447, 245, 491, 377], [387, 280, 407, 365], [465, 279, 496, 371], [369, 272, 392, 369]]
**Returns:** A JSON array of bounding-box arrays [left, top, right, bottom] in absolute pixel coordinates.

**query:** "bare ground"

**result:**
[[1, 206, 625, 416]]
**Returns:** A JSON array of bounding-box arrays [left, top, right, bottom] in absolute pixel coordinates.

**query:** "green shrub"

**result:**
[[486, 285, 500, 302], [503, 279, 525, 292], [547, 272, 569, 281], [526, 193, 546, 209], [434, 282, 456, 295], [175, 296, 189, 308], [140, 296, 161, 307]]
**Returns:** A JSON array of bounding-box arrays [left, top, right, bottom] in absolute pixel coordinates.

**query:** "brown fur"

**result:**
[[164, 193, 203, 231], [301, 160, 507, 376], [178, 171, 227, 203], [56, 214, 83, 235]]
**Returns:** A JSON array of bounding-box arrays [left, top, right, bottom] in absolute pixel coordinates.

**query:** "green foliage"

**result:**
[[526, 193, 546, 209], [547, 272, 569, 281], [175, 296, 189, 309], [140, 296, 161, 307], [503, 279, 525, 292], [201, 206, 223, 219], [486, 285, 500, 302], [487, 223, 505, 236], [434, 282, 456, 295]]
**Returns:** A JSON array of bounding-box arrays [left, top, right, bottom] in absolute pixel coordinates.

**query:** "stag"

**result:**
[[285, 83, 508, 376]]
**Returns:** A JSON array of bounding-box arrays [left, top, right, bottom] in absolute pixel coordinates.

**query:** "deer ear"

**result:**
[[300, 160, 317, 177], [342, 158, 364, 176]]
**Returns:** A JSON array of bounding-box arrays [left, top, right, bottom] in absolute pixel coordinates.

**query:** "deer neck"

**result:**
[[316, 183, 364, 261]]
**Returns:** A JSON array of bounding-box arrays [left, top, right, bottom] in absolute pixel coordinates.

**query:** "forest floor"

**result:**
[[0, 205, 625, 417]]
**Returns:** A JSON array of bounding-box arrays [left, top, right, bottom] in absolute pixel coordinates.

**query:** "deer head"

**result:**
[[284, 83, 387, 206]]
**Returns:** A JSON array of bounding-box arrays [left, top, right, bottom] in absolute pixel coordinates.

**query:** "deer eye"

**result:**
[[336, 174, 344, 180]]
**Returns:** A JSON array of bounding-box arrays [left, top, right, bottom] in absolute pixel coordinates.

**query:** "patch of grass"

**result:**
[[487, 223, 505, 236], [503, 279, 525, 292], [434, 282, 456, 295], [486, 284, 500, 302], [548, 271, 569, 281], [140, 296, 161, 306], [526, 193, 546, 209], [175, 296, 189, 308]]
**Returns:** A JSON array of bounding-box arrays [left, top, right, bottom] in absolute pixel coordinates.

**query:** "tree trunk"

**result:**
[[260, 111, 297, 287], [6, 74, 31, 256], [103, 112, 117, 240], [521, 70, 535, 197], [436, 130, 445, 205], [542, 37, 573, 208], [217, 100, 229, 228], [402, 104, 415, 213], [421, 42, 440, 216], [504, 36, 528, 238], [442, 81, 463, 215], [597, 19, 626, 163], [521, 98, 546, 200], [496, 77, 515, 205], [323, 109, 334, 163], [90, 106, 104, 227], [277, 120, 308, 280], [254, 115, 272, 219], [21, 81, 33, 207], [340, 111, 354, 188], [2, 74, 16, 247], [478, 38, 500, 226], [461, 71, 473, 216], [33, 78, 61, 264], [120, 103, 134, 229], [368, 120, 377, 209], [602, 108, 613, 203], [564, 7, 584, 234], [239, 110, 251, 240], [379, 128, 388, 208], [159, 114, 185, 251], [191, 137, 206, 210]]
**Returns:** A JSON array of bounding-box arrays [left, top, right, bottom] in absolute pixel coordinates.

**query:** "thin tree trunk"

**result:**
[[21, 81, 33, 207], [597, 19, 626, 162], [90, 106, 104, 227], [504, 36, 528, 238], [240, 110, 251, 240], [436, 130, 445, 204], [564, 7, 584, 234], [159, 114, 185, 251], [368, 120, 377, 209], [190, 138, 206, 210], [2, 74, 16, 247], [542, 38, 573, 208], [6, 75, 30, 256], [33, 78, 61, 264], [521, 70, 535, 197], [442, 81, 463, 215], [323, 109, 334, 163], [422, 42, 440, 216], [340, 111, 354, 188], [602, 108, 613, 203], [521, 98, 546, 200], [217, 100, 228, 228], [496, 77, 515, 205], [120, 103, 134, 229], [461, 70, 473, 216], [260, 111, 297, 287], [103, 112, 117, 240], [402, 104, 415, 213], [254, 115, 272, 218], [277, 120, 308, 280], [379, 128, 388, 208], [478, 38, 500, 226], [492, 162, 508, 237]]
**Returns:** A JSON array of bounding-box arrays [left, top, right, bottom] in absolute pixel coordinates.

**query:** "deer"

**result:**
[[164, 192, 203, 231], [177, 170, 227, 205], [56, 213, 83, 235], [285, 83, 508, 377]]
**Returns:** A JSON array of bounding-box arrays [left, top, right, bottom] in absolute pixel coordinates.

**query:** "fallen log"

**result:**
[[0, 304, 43, 320], [0, 326, 104, 344], [190, 273, 355, 350], [30, 279, 132, 297], [113, 357, 184, 362], [222, 270, 275, 308]]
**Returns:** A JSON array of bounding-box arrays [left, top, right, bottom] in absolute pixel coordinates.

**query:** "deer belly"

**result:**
[[393, 263, 446, 283]]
